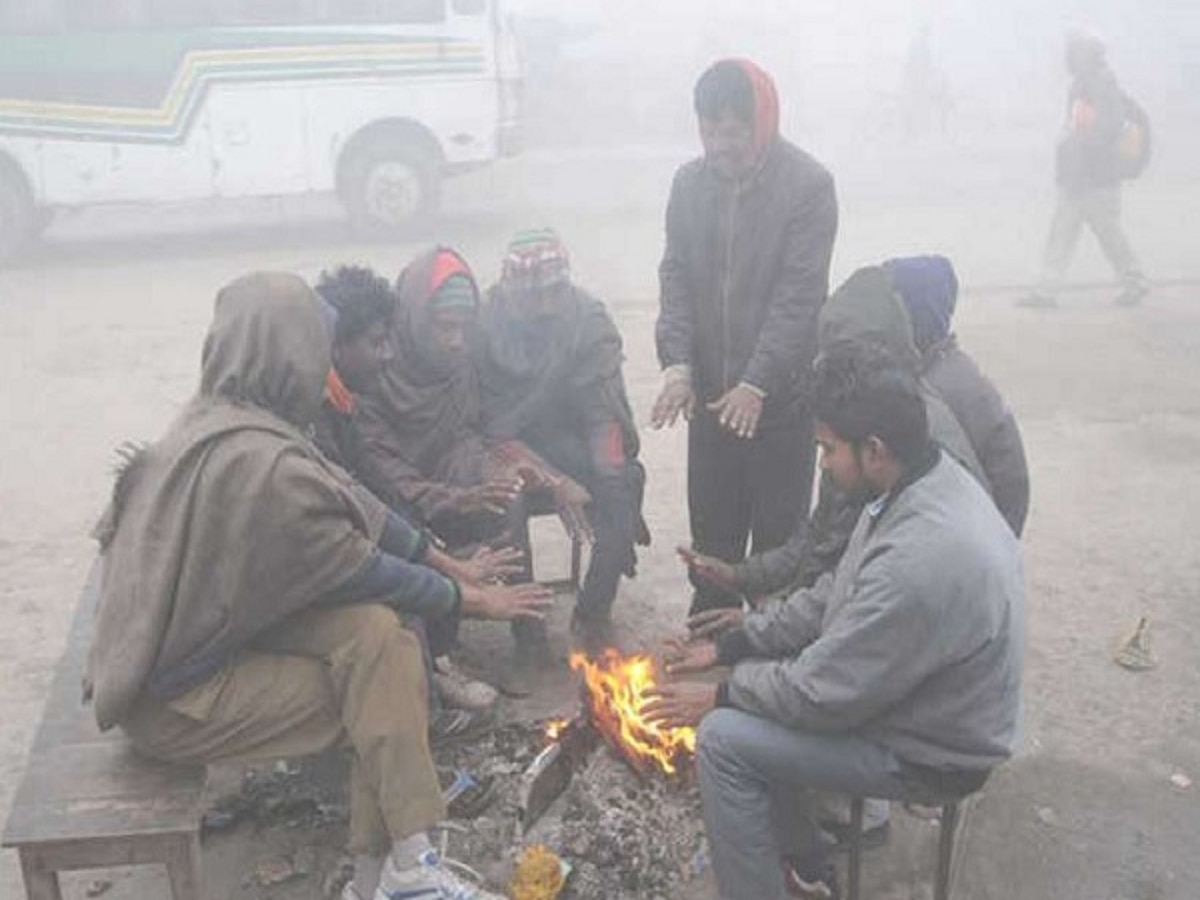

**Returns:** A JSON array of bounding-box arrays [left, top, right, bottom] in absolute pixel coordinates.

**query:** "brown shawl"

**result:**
[[88, 273, 387, 731], [357, 248, 493, 521]]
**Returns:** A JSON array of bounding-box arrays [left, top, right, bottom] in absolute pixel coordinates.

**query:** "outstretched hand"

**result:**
[[660, 636, 720, 676], [461, 581, 554, 621], [461, 545, 526, 585], [677, 546, 737, 591], [650, 378, 696, 430], [643, 681, 717, 729], [708, 384, 763, 440], [686, 607, 744, 640]]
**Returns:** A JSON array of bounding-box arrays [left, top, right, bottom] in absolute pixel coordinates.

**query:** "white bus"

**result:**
[[0, 0, 522, 260]]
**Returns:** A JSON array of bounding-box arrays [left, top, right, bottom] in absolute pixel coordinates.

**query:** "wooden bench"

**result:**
[[3, 560, 208, 900]]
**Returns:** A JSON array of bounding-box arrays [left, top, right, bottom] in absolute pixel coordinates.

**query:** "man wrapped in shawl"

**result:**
[[885, 255, 1030, 536], [87, 273, 542, 900], [478, 229, 650, 648], [357, 247, 591, 667]]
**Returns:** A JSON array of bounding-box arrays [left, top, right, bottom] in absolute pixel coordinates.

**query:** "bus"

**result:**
[[0, 0, 523, 261]]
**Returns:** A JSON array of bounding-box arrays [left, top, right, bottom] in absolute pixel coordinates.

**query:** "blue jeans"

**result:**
[[697, 709, 919, 900]]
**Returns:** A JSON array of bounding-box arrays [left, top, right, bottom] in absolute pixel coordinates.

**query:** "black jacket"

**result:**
[[656, 141, 838, 421]]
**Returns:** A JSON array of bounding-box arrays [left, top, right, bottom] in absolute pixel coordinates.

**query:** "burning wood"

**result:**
[[569, 649, 696, 777]]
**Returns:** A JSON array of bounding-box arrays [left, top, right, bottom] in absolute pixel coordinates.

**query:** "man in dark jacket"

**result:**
[[648, 345, 1024, 900], [1021, 31, 1148, 308], [652, 59, 838, 616], [478, 230, 649, 651]]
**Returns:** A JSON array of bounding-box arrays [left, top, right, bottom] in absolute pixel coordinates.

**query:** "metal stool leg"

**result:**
[[934, 802, 960, 900], [846, 796, 865, 900], [569, 536, 582, 593]]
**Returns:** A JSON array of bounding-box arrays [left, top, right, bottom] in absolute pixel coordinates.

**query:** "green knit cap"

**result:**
[[429, 273, 478, 313]]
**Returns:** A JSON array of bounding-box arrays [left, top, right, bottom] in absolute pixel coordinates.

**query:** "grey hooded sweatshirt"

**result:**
[[717, 452, 1024, 773]]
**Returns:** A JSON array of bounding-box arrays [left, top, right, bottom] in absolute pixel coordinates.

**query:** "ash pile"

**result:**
[[437, 720, 709, 900]]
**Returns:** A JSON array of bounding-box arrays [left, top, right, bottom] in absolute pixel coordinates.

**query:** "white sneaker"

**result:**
[[433, 657, 498, 711], [374, 849, 504, 900]]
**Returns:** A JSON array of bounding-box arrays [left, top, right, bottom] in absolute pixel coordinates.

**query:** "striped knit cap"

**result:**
[[502, 228, 570, 289]]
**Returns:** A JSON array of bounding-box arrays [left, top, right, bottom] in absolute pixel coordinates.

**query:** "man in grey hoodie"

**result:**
[[647, 345, 1024, 900]]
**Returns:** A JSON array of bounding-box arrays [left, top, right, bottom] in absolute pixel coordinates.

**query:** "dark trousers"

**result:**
[[687, 410, 815, 615], [528, 432, 641, 624]]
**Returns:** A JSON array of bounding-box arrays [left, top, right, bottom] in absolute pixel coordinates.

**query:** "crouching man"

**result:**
[[85, 273, 537, 900], [647, 344, 1024, 900]]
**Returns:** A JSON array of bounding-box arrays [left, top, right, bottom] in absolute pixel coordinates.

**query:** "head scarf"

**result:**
[[883, 255, 959, 353], [817, 266, 922, 371], [88, 273, 386, 730], [734, 59, 781, 163]]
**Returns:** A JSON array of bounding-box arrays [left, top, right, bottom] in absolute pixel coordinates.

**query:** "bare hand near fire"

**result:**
[[461, 478, 523, 516], [461, 581, 554, 621], [676, 546, 737, 591], [461, 545, 526, 585], [644, 682, 717, 729], [661, 637, 719, 675], [552, 477, 594, 545], [686, 607, 745, 640], [708, 384, 763, 440]]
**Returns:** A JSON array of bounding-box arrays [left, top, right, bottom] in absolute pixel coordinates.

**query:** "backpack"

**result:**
[[1117, 91, 1152, 179]]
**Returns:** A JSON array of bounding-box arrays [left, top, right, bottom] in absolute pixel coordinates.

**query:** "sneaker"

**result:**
[[783, 858, 840, 900], [1016, 292, 1057, 309], [429, 709, 493, 749], [375, 849, 504, 900], [433, 658, 498, 711]]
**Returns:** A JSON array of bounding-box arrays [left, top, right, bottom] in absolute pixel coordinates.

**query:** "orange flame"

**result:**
[[543, 718, 570, 742], [569, 649, 696, 776]]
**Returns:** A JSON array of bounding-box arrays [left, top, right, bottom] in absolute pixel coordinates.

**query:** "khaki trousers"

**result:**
[[124, 604, 445, 855], [1039, 185, 1144, 297]]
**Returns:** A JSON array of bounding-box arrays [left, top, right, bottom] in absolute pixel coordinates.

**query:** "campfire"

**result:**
[[568, 649, 696, 777]]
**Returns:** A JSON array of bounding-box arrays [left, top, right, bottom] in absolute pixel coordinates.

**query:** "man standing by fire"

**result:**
[[651, 59, 838, 618], [647, 345, 1024, 900]]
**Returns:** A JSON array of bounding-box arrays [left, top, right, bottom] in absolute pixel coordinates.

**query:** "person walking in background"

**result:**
[[1021, 30, 1152, 309], [652, 59, 838, 617]]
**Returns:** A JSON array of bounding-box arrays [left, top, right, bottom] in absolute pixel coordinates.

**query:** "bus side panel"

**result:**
[[208, 82, 308, 199], [309, 76, 501, 189], [34, 123, 217, 207]]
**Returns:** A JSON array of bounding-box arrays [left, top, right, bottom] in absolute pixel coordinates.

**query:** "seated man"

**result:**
[[648, 344, 1024, 900], [477, 230, 650, 650], [313, 264, 525, 712], [86, 272, 548, 900], [884, 254, 1030, 536], [357, 247, 593, 670]]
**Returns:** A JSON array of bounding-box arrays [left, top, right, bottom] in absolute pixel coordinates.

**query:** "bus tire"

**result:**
[[0, 173, 36, 266], [340, 138, 440, 235]]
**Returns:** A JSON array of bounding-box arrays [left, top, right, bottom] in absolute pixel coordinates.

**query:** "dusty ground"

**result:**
[[2, 145, 1199, 899]]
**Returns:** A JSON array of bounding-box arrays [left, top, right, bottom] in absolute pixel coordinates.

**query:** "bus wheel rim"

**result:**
[[365, 162, 422, 225]]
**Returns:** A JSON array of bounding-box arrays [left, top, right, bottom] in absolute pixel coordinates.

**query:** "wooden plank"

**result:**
[[5, 743, 205, 845], [4, 557, 207, 850]]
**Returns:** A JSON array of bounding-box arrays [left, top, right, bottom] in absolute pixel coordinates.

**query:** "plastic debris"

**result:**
[[1170, 773, 1192, 791], [1113, 616, 1156, 671]]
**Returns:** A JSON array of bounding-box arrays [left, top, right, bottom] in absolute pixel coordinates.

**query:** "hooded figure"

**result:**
[[885, 255, 1031, 536], [478, 229, 650, 644], [88, 272, 388, 731], [731, 265, 991, 599], [654, 58, 839, 616]]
